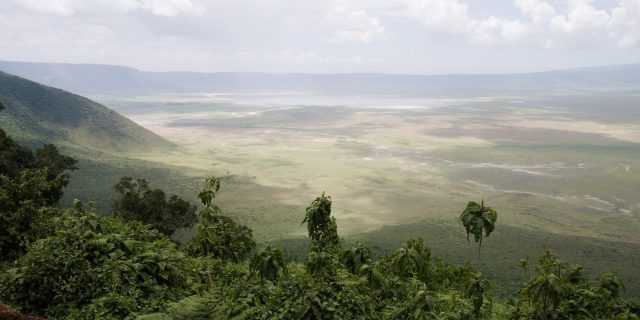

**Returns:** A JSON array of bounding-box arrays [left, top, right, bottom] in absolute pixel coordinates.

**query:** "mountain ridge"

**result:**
[[1, 60, 639, 95]]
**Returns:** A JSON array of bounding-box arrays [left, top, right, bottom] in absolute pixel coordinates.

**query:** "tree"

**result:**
[[391, 238, 431, 281], [250, 244, 287, 283], [599, 272, 624, 298], [459, 200, 497, 268], [0, 119, 78, 260], [1, 104, 77, 191], [306, 249, 337, 280], [0, 168, 51, 260], [112, 177, 197, 237], [466, 272, 491, 319], [302, 192, 339, 250], [521, 272, 563, 319], [33, 144, 78, 204], [192, 177, 255, 261], [0, 204, 199, 319], [518, 256, 530, 281], [340, 242, 372, 275]]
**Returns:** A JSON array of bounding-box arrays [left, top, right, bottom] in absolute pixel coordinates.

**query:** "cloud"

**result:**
[[406, 0, 530, 44], [515, 0, 556, 23], [13, 0, 205, 16], [1, 0, 638, 74], [406, 0, 472, 35], [404, 0, 640, 48], [322, 2, 389, 43], [470, 17, 530, 45]]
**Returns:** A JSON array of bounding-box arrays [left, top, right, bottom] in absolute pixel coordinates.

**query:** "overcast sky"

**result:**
[[1, 0, 639, 74]]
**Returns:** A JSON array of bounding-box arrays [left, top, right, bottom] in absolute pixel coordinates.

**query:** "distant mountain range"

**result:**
[[0, 70, 174, 153], [1, 60, 639, 95]]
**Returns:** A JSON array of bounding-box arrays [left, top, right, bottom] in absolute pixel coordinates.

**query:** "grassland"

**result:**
[[65, 90, 640, 297]]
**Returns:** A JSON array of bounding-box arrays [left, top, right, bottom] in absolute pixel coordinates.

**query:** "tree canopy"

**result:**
[[112, 176, 197, 237]]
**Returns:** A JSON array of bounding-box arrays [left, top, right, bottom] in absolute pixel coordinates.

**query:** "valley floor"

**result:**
[[62, 90, 640, 297]]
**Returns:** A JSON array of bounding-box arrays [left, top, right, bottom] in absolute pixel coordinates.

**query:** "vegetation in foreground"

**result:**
[[1, 103, 639, 319]]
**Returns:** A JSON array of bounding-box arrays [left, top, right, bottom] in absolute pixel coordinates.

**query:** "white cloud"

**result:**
[[406, 0, 530, 44], [610, 0, 640, 48], [515, 0, 556, 23], [470, 17, 530, 45], [406, 0, 472, 34], [322, 2, 389, 43], [404, 0, 640, 48], [13, 0, 205, 16]]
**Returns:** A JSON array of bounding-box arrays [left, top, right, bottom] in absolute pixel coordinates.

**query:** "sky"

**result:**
[[1, 0, 639, 74]]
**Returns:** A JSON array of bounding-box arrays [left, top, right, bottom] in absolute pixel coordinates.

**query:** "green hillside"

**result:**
[[0, 70, 175, 154], [0, 71, 190, 212]]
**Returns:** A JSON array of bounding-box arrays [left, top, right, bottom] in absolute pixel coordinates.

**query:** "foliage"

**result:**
[[302, 192, 339, 250], [0, 115, 77, 260], [514, 251, 639, 320], [0, 124, 34, 179], [112, 176, 197, 236], [32, 144, 78, 203], [250, 244, 287, 283], [391, 238, 432, 282], [191, 177, 256, 262], [340, 242, 372, 275], [0, 203, 202, 319]]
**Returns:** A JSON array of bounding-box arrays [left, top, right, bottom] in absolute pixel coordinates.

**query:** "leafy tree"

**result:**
[[459, 200, 497, 268], [0, 203, 200, 319], [0, 168, 52, 260], [302, 192, 339, 250], [0, 104, 77, 202], [0, 128, 34, 179], [389, 286, 436, 320], [192, 177, 255, 262], [341, 241, 372, 274], [306, 248, 337, 280], [466, 272, 492, 319], [521, 270, 564, 319], [112, 176, 197, 237], [599, 272, 624, 298], [32, 144, 78, 203], [391, 238, 431, 281], [250, 244, 287, 283]]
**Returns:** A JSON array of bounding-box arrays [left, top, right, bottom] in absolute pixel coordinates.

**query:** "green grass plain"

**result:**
[[57, 91, 640, 297]]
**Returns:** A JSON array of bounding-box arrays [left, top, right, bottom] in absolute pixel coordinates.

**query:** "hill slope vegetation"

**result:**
[[0, 70, 174, 153]]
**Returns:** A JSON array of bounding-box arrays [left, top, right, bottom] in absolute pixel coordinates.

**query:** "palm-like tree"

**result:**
[[459, 200, 497, 268], [518, 257, 530, 281], [250, 244, 286, 283]]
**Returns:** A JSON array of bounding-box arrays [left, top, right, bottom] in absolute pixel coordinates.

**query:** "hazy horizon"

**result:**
[[3, 58, 640, 76]]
